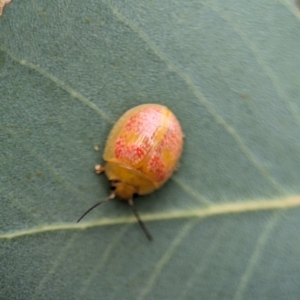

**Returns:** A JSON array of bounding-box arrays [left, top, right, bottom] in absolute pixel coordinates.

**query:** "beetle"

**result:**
[[77, 104, 184, 240]]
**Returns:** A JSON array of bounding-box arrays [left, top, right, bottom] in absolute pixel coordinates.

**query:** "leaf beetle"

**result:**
[[77, 104, 184, 240]]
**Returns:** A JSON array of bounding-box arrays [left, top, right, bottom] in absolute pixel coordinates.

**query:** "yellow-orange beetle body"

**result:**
[[77, 104, 183, 240]]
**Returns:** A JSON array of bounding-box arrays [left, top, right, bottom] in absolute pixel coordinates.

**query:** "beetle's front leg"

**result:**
[[95, 164, 105, 174]]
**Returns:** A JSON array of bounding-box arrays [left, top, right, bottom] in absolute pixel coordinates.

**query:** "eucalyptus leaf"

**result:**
[[1, 0, 300, 299]]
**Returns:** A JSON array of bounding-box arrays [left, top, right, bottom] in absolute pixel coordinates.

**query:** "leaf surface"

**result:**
[[1, 1, 300, 299]]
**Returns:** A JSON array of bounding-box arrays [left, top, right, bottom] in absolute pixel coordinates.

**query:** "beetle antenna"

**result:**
[[77, 193, 115, 223], [128, 198, 153, 241]]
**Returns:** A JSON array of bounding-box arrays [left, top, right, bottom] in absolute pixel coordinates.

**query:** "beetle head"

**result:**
[[110, 179, 137, 200]]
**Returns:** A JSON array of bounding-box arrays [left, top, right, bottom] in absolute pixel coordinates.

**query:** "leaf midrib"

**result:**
[[1, 195, 299, 239]]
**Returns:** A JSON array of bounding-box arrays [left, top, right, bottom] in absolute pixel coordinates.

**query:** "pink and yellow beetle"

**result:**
[[77, 104, 184, 240]]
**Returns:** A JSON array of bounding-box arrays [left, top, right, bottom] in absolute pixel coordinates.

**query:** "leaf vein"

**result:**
[[0, 46, 112, 123], [4, 127, 89, 206], [79, 225, 129, 297], [0, 186, 42, 225], [105, 2, 286, 194], [233, 213, 280, 300], [180, 221, 230, 299], [31, 233, 80, 300], [203, 1, 300, 128], [138, 221, 195, 300], [1, 195, 299, 239]]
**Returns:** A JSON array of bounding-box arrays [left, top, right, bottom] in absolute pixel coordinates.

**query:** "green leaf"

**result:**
[[1, 0, 300, 299]]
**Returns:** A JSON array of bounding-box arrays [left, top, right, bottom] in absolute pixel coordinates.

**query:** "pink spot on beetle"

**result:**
[[113, 105, 182, 182], [149, 155, 166, 182], [115, 107, 163, 164], [125, 106, 162, 137], [115, 136, 150, 163], [163, 118, 182, 157]]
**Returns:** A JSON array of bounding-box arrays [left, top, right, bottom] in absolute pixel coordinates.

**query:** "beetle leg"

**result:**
[[95, 164, 105, 174], [128, 198, 153, 241]]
